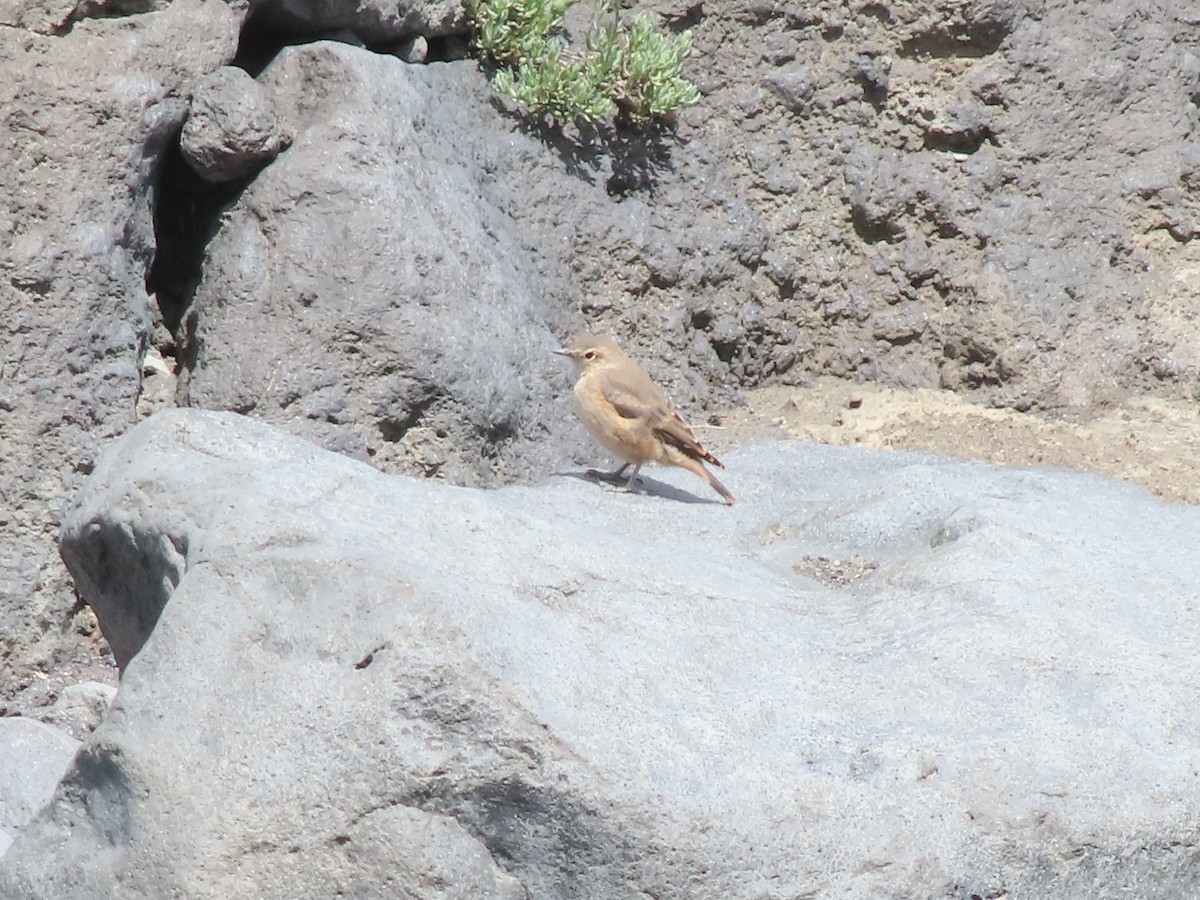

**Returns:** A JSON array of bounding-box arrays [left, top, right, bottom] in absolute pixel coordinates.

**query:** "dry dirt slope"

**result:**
[[720, 383, 1200, 506]]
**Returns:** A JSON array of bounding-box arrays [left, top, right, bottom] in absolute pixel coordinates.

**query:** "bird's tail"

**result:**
[[674, 454, 735, 506], [698, 447, 725, 469], [703, 467, 735, 505]]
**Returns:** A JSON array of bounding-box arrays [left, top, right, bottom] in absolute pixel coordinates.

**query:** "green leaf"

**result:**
[[469, 0, 700, 125]]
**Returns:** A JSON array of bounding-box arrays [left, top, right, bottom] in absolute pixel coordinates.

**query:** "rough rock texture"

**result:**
[[180, 66, 291, 183], [631, 0, 1200, 409], [0, 0, 158, 34], [0, 0, 243, 714], [0, 719, 79, 857], [3, 0, 1200, 838], [173, 38, 788, 487], [3, 409, 1199, 897]]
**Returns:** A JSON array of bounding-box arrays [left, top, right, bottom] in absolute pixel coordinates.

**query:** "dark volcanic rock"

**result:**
[[246, 0, 466, 44], [180, 66, 290, 183], [176, 42, 586, 487], [671, 0, 1200, 407]]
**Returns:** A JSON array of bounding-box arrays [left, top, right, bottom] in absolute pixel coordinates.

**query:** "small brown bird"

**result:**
[[554, 335, 735, 505]]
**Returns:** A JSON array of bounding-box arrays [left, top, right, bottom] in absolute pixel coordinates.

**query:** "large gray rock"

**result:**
[[177, 42, 595, 486], [3, 408, 1198, 897], [0, 0, 242, 715]]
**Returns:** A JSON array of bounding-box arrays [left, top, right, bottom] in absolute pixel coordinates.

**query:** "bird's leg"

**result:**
[[585, 462, 630, 484], [624, 462, 643, 490]]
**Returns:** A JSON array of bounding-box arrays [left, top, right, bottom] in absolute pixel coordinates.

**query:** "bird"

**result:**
[[554, 335, 735, 505]]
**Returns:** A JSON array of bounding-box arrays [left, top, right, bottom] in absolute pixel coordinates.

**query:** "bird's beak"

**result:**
[[552, 348, 571, 358]]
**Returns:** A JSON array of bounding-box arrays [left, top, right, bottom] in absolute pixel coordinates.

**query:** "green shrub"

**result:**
[[469, 0, 701, 125]]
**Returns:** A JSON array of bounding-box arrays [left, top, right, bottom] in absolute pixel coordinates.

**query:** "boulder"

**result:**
[[176, 42, 589, 487], [1, 408, 1197, 897], [180, 66, 291, 183]]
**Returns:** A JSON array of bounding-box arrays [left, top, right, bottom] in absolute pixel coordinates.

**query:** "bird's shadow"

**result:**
[[551, 469, 721, 506]]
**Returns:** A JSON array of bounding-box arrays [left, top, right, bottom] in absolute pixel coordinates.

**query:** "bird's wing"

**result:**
[[600, 365, 723, 468], [653, 410, 723, 468], [599, 365, 673, 423]]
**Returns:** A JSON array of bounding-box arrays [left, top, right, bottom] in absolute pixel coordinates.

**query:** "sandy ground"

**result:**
[[713, 380, 1200, 506]]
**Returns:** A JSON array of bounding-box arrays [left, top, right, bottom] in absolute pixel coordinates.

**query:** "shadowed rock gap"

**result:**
[[145, 11, 323, 340], [146, 140, 246, 337], [232, 7, 289, 77]]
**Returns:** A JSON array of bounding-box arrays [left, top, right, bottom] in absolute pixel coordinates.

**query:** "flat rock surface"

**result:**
[[2, 409, 1197, 898]]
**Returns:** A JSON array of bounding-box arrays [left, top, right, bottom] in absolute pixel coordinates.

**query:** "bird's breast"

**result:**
[[572, 373, 663, 463]]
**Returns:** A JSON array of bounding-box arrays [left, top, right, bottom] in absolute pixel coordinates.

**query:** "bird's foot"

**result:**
[[585, 468, 631, 485]]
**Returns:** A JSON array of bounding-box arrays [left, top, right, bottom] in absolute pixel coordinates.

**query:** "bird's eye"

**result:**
[[584, 350, 597, 360]]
